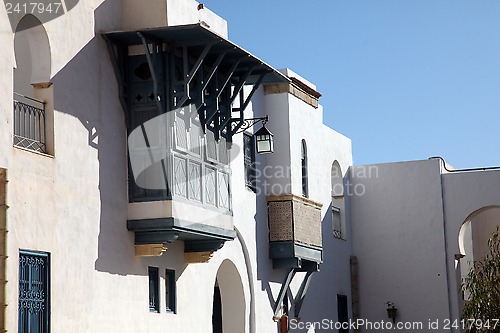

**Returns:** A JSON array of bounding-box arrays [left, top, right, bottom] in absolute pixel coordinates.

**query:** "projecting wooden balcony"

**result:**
[[127, 155, 235, 259], [126, 127, 235, 260], [267, 195, 323, 269]]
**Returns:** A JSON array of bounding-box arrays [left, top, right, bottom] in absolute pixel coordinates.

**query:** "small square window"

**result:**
[[332, 206, 343, 239], [148, 266, 159, 313], [165, 269, 176, 313]]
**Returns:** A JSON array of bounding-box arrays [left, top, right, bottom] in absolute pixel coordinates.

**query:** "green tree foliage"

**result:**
[[462, 226, 500, 333]]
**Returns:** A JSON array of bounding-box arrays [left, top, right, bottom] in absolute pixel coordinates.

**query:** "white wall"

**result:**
[[441, 169, 500, 329], [4, 1, 121, 332], [350, 159, 500, 333], [260, 69, 354, 332], [166, 0, 227, 37], [350, 159, 451, 331]]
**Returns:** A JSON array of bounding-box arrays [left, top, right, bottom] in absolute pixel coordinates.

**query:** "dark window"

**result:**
[[301, 140, 308, 197], [148, 267, 159, 312], [19, 250, 50, 333], [333, 206, 342, 239], [243, 133, 256, 191], [337, 294, 348, 333], [165, 269, 176, 313], [212, 283, 222, 333]]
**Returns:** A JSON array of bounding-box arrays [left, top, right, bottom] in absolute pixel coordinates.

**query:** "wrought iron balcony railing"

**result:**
[[13, 93, 46, 153]]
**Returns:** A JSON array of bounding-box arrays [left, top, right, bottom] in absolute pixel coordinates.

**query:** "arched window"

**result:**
[[331, 160, 346, 240], [301, 139, 308, 197], [331, 160, 344, 198]]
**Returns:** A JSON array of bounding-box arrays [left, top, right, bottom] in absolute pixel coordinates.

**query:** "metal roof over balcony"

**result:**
[[102, 23, 289, 86]]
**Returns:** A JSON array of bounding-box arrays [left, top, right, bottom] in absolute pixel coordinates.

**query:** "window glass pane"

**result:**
[[301, 140, 308, 197], [206, 129, 218, 161]]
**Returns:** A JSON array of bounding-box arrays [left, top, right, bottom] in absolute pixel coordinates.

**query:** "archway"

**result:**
[[13, 15, 53, 154], [14, 15, 51, 94], [456, 206, 500, 303], [212, 259, 246, 333], [458, 206, 500, 258], [331, 160, 343, 198]]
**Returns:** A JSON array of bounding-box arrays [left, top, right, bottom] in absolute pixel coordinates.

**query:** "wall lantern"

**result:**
[[235, 116, 274, 154], [386, 302, 397, 324], [254, 124, 274, 154]]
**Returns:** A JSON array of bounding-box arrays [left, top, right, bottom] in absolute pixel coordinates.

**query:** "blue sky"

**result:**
[[203, 0, 500, 169]]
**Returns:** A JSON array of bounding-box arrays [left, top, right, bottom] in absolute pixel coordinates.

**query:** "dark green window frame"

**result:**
[[165, 269, 176, 313], [148, 266, 160, 313]]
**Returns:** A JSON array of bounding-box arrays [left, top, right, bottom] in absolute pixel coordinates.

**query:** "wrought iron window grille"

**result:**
[[19, 250, 50, 333]]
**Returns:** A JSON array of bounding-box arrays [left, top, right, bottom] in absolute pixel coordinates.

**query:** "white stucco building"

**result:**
[[0, 1, 354, 332], [348, 158, 500, 333]]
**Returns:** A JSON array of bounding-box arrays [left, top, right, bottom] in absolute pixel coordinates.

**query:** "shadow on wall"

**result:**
[[50, 0, 187, 277], [253, 158, 351, 318], [302, 201, 351, 324], [254, 155, 291, 312]]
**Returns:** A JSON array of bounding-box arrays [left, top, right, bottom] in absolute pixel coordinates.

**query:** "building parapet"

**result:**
[[264, 76, 322, 108]]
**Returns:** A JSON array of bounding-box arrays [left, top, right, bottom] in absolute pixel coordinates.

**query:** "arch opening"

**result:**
[[13, 15, 54, 154], [457, 205, 500, 302], [213, 259, 246, 333], [458, 205, 500, 257], [331, 160, 343, 198], [14, 15, 51, 93]]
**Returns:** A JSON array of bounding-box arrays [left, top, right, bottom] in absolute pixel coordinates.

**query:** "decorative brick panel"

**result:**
[[267, 195, 322, 248], [293, 200, 322, 247], [268, 201, 293, 242]]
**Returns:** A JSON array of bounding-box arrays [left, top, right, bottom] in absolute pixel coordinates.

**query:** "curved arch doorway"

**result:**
[[212, 259, 246, 333], [456, 206, 500, 309]]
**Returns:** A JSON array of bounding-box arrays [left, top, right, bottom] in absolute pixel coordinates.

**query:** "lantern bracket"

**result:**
[[233, 116, 269, 134]]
